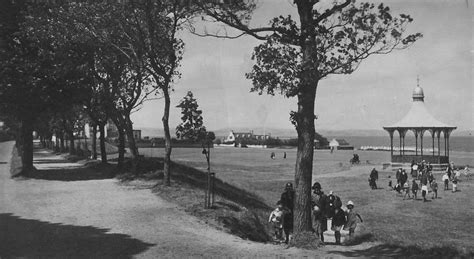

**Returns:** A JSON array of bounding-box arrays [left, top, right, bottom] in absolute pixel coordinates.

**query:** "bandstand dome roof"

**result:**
[[384, 86, 456, 130]]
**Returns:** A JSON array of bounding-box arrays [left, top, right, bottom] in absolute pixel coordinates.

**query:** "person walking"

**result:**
[[268, 201, 285, 242], [344, 201, 363, 238], [431, 180, 438, 199], [442, 172, 450, 191], [311, 182, 327, 244], [331, 207, 346, 245], [411, 179, 419, 200], [280, 182, 295, 244]]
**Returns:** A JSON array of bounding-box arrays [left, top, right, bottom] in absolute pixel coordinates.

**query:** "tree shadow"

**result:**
[[25, 163, 116, 181], [170, 161, 272, 211], [327, 243, 472, 258], [0, 213, 154, 258]]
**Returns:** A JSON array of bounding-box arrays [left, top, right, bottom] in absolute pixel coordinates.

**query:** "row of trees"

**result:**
[[0, 0, 191, 181], [0, 0, 420, 244]]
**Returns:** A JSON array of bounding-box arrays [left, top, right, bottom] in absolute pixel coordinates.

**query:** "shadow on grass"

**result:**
[[343, 233, 376, 246], [0, 213, 154, 258], [327, 243, 473, 259], [24, 163, 116, 181], [170, 161, 271, 211], [120, 157, 273, 242]]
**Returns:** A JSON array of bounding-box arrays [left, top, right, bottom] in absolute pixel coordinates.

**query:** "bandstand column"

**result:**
[[389, 130, 394, 158], [437, 131, 441, 163], [399, 129, 402, 156], [420, 130, 424, 159], [414, 130, 418, 156], [431, 129, 435, 157]]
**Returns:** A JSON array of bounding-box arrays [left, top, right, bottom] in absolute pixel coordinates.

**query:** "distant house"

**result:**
[[224, 130, 271, 145], [329, 138, 354, 150]]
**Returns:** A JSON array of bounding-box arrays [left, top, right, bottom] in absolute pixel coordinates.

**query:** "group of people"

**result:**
[[269, 182, 363, 245], [390, 160, 468, 202]]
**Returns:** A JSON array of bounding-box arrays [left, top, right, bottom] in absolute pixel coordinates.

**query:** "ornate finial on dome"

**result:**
[[413, 76, 424, 102]]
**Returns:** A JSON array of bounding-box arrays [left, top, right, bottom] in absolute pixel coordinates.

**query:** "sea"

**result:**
[[331, 136, 473, 153]]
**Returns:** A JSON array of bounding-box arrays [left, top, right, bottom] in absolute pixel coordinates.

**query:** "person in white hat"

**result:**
[[343, 201, 363, 238]]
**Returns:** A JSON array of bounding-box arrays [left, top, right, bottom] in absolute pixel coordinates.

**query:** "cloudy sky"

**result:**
[[131, 0, 473, 133]]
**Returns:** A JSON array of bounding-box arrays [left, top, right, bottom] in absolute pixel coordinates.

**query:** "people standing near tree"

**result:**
[[325, 191, 342, 219], [280, 182, 294, 244], [311, 182, 327, 243], [344, 201, 363, 238], [268, 200, 285, 242], [331, 206, 346, 245], [442, 172, 450, 190]]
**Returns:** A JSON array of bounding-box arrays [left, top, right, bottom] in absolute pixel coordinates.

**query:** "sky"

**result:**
[[131, 0, 473, 133]]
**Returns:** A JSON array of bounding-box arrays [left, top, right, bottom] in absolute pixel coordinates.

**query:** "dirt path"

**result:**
[[0, 141, 381, 258]]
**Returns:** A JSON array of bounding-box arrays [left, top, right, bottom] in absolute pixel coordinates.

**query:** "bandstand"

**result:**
[[383, 84, 456, 168]]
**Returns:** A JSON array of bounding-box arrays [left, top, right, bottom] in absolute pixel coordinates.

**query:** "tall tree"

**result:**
[[196, 0, 421, 242], [176, 91, 206, 141]]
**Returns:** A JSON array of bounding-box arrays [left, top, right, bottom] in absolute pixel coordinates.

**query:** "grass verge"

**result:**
[[119, 157, 273, 243]]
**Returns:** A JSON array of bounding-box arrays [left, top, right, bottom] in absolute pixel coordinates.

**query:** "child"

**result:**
[[452, 176, 458, 193], [421, 184, 428, 202], [442, 172, 449, 190], [431, 180, 438, 199], [388, 176, 393, 190], [344, 201, 363, 238], [332, 206, 346, 245], [268, 201, 285, 242], [403, 181, 411, 200], [411, 179, 419, 200]]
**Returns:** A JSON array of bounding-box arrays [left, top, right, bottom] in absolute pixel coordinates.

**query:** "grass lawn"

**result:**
[[140, 147, 474, 254]]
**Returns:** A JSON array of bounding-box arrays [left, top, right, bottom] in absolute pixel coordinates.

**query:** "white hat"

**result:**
[[347, 200, 354, 206], [329, 190, 334, 195]]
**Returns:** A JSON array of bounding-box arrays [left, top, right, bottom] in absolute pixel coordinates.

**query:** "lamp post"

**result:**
[[201, 131, 215, 209]]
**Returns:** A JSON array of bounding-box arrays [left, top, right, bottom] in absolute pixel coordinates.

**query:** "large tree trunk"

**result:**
[[162, 88, 172, 186], [124, 115, 139, 175], [293, 1, 318, 236], [117, 126, 125, 170], [68, 131, 75, 155], [60, 132, 65, 152], [91, 123, 97, 160], [19, 117, 34, 174], [98, 122, 107, 163]]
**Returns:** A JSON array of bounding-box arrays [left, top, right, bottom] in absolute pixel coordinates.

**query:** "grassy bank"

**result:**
[[119, 158, 273, 243], [136, 147, 473, 256]]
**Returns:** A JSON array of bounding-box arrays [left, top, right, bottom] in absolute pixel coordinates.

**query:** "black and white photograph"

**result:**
[[0, 0, 472, 257]]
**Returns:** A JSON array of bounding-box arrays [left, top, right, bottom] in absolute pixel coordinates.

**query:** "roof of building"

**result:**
[[384, 86, 456, 130]]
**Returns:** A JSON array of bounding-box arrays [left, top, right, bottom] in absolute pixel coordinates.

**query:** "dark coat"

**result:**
[[332, 209, 346, 227]]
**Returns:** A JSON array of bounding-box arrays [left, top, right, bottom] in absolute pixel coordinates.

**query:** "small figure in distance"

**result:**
[[442, 172, 450, 191], [271, 152, 275, 160], [431, 179, 438, 199], [403, 181, 411, 200], [283, 152, 287, 159], [411, 179, 419, 200]]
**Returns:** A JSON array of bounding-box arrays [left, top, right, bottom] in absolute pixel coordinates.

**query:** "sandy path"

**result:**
[[3, 142, 360, 258]]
